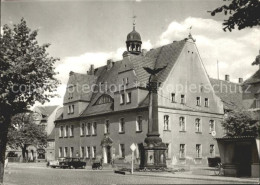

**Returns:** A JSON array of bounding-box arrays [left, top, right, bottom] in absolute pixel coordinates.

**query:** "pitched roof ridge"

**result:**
[[209, 77, 241, 86]]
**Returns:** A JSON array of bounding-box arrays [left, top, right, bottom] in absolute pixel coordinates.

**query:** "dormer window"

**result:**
[[126, 92, 131, 103], [95, 94, 113, 105], [120, 94, 125, 105], [68, 105, 75, 114], [126, 77, 129, 85]]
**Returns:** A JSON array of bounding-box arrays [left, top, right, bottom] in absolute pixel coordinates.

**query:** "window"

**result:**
[[80, 147, 84, 158], [120, 94, 125, 105], [95, 95, 113, 105], [64, 125, 68, 137], [86, 147, 90, 158], [166, 143, 170, 159], [119, 118, 125, 133], [59, 126, 63, 138], [210, 144, 215, 157], [59, 147, 62, 157], [171, 93, 176, 103], [70, 125, 74, 137], [92, 146, 96, 158], [67, 106, 70, 114], [205, 98, 209, 107], [86, 123, 91, 136], [196, 97, 201, 106], [180, 144, 186, 158], [68, 92, 73, 100], [179, 117, 185, 131], [136, 143, 142, 159], [196, 144, 202, 158], [119, 144, 125, 158], [136, 116, 142, 132], [209, 120, 215, 133], [71, 105, 74, 114], [126, 77, 129, 85], [126, 92, 131, 103], [80, 123, 85, 136], [195, 118, 201, 132], [64, 147, 68, 157], [181, 94, 185, 104], [104, 120, 110, 134], [70, 147, 74, 157], [163, 115, 169, 130], [254, 98, 260, 108], [92, 122, 97, 135]]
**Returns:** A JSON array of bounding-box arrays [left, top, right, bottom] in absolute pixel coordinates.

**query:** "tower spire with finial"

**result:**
[[133, 15, 136, 31]]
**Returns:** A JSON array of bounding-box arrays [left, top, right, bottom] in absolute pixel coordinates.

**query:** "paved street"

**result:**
[[3, 163, 255, 185]]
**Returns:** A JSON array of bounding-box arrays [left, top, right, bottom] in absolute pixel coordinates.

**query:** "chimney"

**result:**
[[225, 75, 230, 82], [88, 64, 95, 75], [107, 59, 113, 70], [123, 51, 130, 58], [142, 49, 147, 56], [69, 71, 74, 76], [238, 78, 243, 83]]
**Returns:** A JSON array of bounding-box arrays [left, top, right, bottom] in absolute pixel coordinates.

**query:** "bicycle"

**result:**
[[214, 163, 224, 176]]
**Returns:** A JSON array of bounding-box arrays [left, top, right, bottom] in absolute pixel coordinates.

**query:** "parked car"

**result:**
[[49, 158, 86, 169]]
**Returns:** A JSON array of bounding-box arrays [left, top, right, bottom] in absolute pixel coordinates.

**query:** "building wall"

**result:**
[[55, 110, 148, 163], [158, 108, 224, 166]]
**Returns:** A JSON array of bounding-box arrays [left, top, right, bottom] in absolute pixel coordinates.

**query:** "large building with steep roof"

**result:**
[[54, 24, 243, 166]]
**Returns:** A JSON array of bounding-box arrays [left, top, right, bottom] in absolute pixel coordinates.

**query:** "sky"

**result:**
[[1, 0, 260, 106]]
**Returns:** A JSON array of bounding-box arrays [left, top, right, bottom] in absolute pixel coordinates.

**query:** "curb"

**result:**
[[128, 173, 259, 184]]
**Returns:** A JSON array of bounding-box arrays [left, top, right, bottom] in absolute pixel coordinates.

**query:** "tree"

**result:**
[[222, 110, 260, 137], [210, 0, 260, 31], [0, 18, 59, 183], [7, 113, 47, 161]]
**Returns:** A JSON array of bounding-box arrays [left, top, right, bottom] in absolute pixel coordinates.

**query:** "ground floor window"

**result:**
[[70, 147, 74, 157], [92, 146, 96, 158], [210, 144, 215, 157], [119, 144, 125, 158], [179, 144, 186, 158], [86, 147, 90, 158], [80, 147, 84, 158], [64, 147, 68, 157], [196, 144, 202, 158], [59, 147, 62, 157]]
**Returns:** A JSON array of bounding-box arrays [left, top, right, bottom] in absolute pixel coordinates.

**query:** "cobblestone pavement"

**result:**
[[3, 163, 256, 185]]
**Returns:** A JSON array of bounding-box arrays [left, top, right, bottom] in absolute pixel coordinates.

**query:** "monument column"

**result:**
[[140, 72, 167, 169]]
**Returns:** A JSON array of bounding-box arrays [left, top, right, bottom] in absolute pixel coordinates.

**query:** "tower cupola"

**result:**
[[126, 20, 142, 55]]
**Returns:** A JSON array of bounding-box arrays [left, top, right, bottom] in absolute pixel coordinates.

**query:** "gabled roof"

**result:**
[[210, 78, 243, 111], [243, 69, 260, 84], [36, 106, 59, 117], [79, 40, 187, 117]]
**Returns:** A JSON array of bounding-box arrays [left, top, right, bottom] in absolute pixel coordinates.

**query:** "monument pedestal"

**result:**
[[141, 134, 167, 169]]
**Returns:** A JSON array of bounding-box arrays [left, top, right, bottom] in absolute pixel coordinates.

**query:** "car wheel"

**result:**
[[70, 165, 74, 169], [98, 166, 103, 170], [82, 165, 86, 169]]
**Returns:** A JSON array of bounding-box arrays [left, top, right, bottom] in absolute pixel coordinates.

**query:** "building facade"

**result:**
[[55, 24, 241, 166]]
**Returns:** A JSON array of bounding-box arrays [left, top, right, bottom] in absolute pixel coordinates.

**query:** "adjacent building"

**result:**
[[54, 24, 243, 166]]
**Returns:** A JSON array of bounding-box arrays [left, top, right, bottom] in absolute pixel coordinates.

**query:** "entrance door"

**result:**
[[106, 146, 111, 164], [236, 144, 251, 177]]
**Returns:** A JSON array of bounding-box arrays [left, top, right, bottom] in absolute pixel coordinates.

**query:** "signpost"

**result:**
[[130, 143, 136, 174]]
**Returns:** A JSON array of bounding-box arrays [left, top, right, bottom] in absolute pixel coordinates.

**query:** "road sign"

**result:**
[[130, 143, 136, 152]]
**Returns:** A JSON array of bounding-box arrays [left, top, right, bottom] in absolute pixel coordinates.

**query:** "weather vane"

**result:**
[[187, 26, 196, 42]]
